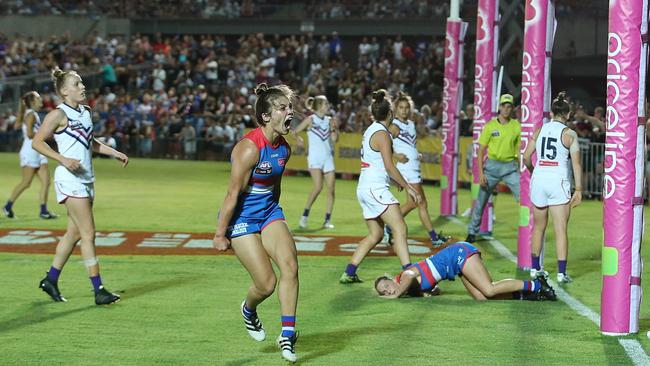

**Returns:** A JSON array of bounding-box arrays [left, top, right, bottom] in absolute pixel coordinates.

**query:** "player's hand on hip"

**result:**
[[61, 157, 82, 172], [394, 153, 409, 163], [213, 234, 231, 251], [570, 191, 582, 208]]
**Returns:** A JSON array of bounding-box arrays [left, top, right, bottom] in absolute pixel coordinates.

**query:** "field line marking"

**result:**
[[445, 217, 650, 365], [619, 340, 650, 366]]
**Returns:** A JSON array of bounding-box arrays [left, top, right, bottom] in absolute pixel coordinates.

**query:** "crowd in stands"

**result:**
[[0, 0, 603, 18], [1, 30, 458, 159]]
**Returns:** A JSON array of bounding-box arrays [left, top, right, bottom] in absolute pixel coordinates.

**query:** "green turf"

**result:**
[[1, 152, 649, 365]]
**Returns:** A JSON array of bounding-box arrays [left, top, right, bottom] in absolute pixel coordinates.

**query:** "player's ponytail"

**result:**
[[371, 89, 392, 121], [15, 91, 38, 126], [551, 91, 570, 117]]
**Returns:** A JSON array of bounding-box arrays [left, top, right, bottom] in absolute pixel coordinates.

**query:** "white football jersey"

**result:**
[[533, 120, 570, 180], [53, 103, 95, 183], [307, 114, 333, 157], [359, 121, 391, 188]]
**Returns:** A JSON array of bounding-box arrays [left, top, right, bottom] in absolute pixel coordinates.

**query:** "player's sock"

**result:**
[[345, 263, 357, 276], [302, 209, 310, 218], [428, 230, 439, 241], [40, 204, 48, 215], [558, 260, 567, 275], [242, 302, 256, 318], [90, 275, 103, 293], [324, 212, 331, 222], [47, 266, 61, 282], [281, 315, 296, 338], [401, 263, 412, 270], [523, 279, 542, 292], [4, 201, 13, 210], [532, 255, 541, 270]]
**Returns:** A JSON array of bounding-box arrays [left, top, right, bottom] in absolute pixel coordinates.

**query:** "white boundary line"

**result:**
[[446, 217, 650, 365]]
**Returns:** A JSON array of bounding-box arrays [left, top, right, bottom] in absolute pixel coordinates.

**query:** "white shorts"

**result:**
[[530, 176, 571, 207], [396, 164, 422, 184], [356, 186, 399, 219], [20, 149, 47, 168], [54, 181, 95, 204], [308, 154, 335, 173]]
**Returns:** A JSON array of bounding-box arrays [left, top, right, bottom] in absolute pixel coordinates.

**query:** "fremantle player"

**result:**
[[386, 91, 449, 247], [4, 91, 57, 219], [339, 89, 421, 284], [293, 95, 338, 229], [523, 91, 583, 284], [32, 67, 128, 305], [213, 83, 299, 362]]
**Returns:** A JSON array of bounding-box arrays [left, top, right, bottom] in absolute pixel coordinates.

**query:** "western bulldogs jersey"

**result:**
[[307, 114, 333, 157], [533, 120, 570, 180], [359, 122, 390, 188], [53, 103, 94, 183], [391, 118, 419, 167], [234, 127, 291, 218], [396, 243, 479, 291]]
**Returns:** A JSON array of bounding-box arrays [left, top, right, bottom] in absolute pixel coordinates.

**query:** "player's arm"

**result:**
[[563, 128, 583, 207], [32, 109, 80, 171], [330, 117, 339, 143], [476, 124, 492, 186], [24, 112, 36, 139], [213, 139, 258, 250], [291, 115, 311, 148], [382, 270, 418, 299], [93, 138, 129, 167], [373, 130, 420, 203], [523, 128, 540, 174], [388, 123, 408, 163]]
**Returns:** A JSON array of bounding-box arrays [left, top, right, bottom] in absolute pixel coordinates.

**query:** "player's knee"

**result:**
[[280, 260, 299, 280], [370, 231, 383, 245], [483, 284, 497, 298], [258, 277, 277, 297], [77, 229, 96, 242]]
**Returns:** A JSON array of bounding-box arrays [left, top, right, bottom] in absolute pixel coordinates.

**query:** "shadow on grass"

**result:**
[[0, 302, 95, 334], [259, 323, 418, 364], [117, 275, 201, 300], [0, 276, 200, 334]]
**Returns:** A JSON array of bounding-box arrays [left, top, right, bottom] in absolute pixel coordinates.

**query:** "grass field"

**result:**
[[1, 152, 649, 365]]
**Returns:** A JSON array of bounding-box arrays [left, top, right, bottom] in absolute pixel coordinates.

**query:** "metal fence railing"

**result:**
[[582, 141, 605, 198]]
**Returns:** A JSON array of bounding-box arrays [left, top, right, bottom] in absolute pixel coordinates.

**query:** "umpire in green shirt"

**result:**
[[466, 94, 520, 243]]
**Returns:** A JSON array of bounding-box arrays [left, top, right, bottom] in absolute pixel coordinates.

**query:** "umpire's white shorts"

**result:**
[[356, 186, 399, 219], [308, 154, 335, 173], [530, 176, 571, 207], [55, 181, 95, 204]]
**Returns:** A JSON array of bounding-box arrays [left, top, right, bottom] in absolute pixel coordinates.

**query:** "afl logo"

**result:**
[[278, 158, 286, 167], [255, 161, 272, 175]]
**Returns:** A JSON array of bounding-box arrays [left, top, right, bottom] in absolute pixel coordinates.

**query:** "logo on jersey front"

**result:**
[[255, 161, 273, 174], [278, 158, 286, 167], [491, 130, 500, 137]]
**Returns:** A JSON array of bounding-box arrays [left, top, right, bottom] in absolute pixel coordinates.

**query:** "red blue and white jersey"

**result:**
[[53, 103, 95, 183], [234, 127, 291, 218], [396, 243, 480, 291]]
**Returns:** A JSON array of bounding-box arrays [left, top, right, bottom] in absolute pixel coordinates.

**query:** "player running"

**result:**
[[293, 95, 339, 229]]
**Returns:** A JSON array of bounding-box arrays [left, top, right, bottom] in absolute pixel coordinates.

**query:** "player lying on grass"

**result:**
[[374, 242, 557, 301]]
